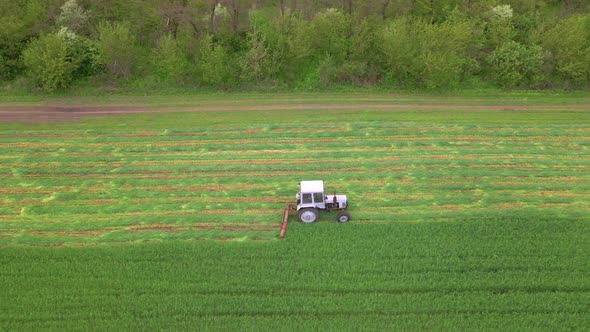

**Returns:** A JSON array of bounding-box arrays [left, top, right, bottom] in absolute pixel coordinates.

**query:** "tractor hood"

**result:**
[[325, 194, 347, 203]]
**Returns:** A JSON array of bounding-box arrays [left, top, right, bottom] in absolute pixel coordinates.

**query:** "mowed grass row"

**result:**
[[1, 97, 590, 330], [0, 108, 589, 246]]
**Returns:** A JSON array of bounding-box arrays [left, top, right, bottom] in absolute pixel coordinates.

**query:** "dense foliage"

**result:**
[[1, 0, 590, 91]]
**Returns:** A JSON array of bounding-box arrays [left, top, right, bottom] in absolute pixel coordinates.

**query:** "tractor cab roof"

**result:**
[[300, 180, 324, 193]]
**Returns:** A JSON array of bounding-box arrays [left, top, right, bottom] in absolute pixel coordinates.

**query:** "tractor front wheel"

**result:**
[[337, 211, 351, 223], [298, 208, 319, 223]]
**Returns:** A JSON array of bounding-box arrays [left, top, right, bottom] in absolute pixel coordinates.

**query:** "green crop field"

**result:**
[[1, 93, 589, 330]]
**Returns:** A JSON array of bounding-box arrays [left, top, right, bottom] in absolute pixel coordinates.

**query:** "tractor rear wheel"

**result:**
[[298, 208, 319, 223], [337, 211, 350, 223]]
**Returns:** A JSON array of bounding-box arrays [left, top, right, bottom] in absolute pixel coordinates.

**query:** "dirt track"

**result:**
[[1, 103, 589, 123]]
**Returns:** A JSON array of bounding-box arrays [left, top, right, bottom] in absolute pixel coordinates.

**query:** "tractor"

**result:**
[[295, 180, 350, 223]]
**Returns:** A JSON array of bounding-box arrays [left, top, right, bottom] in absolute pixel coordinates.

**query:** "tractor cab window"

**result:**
[[302, 193, 312, 204], [313, 193, 324, 203]]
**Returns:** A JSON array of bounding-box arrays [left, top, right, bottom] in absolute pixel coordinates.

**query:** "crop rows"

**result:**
[[1, 101, 590, 330], [1, 110, 588, 246], [2, 217, 589, 330]]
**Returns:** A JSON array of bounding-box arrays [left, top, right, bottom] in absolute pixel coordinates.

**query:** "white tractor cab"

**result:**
[[295, 180, 350, 223]]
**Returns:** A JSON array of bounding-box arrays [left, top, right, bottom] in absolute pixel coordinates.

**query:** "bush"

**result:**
[[289, 9, 351, 86], [0, 0, 49, 82], [22, 33, 76, 91], [240, 37, 278, 83], [95, 22, 137, 80], [346, 17, 382, 86], [486, 41, 544, 88], [380, 17, 476, 89], [291, 11, 384, 87], [150, 34, 188, 83], [309, 9, 350, 64], [57, 27, 100, 80], [197, 35, 236, 87], [57, 0, 88, 33], [316, 55, 372, 87], [485, 5, 516, 50], [534, 15, 590, 87], [240, 9, 289, 84]]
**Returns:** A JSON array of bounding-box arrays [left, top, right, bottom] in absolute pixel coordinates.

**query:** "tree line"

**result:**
[[1, 0, 589, 91]]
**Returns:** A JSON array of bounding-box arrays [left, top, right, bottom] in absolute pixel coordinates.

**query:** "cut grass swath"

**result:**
[[1, 93, 590, 330], [1, 106, 589, 245]]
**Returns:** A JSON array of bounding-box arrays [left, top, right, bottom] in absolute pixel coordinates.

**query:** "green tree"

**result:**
[[289, 8, 356, 86], [85, 0, 160, 44], [0, 0, 49, 80], [57, 0, 88, 33], [96, 21, 138, 80], [380, 16, 476, 89], [22, 33, 77, 91], [486, 40, 544, 88], [240, 37, 277, 83], [240, 9, 290, 84], [346, 16, 383, 86], [151, 34, 189, 83], [197, 34, 236, 87], [0, 16, 25, 81], [485, 4, 516, 51], [535, 14, 590, 87]]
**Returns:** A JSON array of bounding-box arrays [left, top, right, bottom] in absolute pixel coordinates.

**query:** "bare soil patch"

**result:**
[[124, 222, 276, 234], [1, 103, 589, 123], [25, 229, 109, 237], [127, 225, 185, 234]]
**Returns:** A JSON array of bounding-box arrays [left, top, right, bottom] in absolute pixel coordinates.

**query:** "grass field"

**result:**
[[1, 92, 589, 330]]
